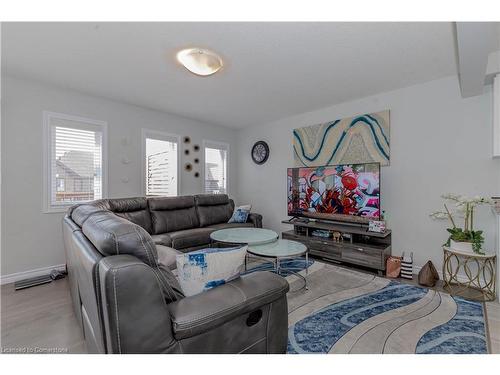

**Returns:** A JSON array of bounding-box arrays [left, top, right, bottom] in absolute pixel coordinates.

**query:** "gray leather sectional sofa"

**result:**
[[62, 194, 289, 354]]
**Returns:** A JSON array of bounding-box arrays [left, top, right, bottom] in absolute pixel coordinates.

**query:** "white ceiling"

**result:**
[[2, 22, 459, 128]]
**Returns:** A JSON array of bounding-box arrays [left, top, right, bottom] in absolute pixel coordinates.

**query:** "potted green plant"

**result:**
[[430, 194, 493, 254]]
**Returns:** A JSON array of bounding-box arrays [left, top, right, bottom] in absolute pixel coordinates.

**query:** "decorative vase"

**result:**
[[449, 239, 474, 253]]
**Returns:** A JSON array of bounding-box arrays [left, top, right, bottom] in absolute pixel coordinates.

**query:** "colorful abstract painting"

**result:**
[[293, 110, 390, 167]]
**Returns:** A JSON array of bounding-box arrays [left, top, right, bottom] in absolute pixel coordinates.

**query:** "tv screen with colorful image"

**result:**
[[287, 163, 380, 222]]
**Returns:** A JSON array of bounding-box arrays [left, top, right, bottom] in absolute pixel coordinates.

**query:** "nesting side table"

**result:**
[[442, 246, 497, 301]]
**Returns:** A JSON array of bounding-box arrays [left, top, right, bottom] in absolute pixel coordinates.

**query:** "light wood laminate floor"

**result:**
[[1, 278, 85, 353]]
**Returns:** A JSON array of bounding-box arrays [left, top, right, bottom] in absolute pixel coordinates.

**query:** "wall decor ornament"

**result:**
[[293, 110, 390, 167]]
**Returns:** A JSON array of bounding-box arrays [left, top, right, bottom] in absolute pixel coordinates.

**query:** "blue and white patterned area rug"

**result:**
[[284, 262, 490, 354]]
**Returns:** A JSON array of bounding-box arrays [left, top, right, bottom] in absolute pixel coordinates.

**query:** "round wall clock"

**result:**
[[251, 141, 270, 165]]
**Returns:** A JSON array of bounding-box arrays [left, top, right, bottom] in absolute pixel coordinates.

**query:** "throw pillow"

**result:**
[[228, 204, 252, 223], [176, 245, 248, 297]]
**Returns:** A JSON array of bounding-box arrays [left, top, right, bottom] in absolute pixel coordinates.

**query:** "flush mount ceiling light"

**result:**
[[176, 48, 223, 76]]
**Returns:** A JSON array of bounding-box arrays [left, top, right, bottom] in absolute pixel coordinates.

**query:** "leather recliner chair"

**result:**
[[63, 196, 289, 354]]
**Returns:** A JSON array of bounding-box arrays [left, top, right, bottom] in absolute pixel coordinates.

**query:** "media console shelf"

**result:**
[[281, 219, 391, 275]]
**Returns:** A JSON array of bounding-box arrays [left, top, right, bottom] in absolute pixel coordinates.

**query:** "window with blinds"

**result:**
[[143, 130, 179, 197], [43, 112, 107, 212], [204, 141, 229, 194]]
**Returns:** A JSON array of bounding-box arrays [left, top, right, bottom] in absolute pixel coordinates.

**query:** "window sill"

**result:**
[[43, 208, 70, 214]]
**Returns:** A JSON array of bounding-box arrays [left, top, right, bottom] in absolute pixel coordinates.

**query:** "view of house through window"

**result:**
[[45, 113, 106, 211], [204, 141, 228, 194], [144, 132, 178, 196]]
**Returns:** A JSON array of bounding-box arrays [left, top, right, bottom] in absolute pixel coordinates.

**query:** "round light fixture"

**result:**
[[176, 48, 223, 76]]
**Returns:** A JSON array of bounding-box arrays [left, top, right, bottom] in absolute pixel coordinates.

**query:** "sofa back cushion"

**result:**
[[81, 211, 158, 266], [108, 197, 153, 234], [148, 196, 200, 234], [80, 210, 183, 303], [70, 201, 110, 227], [195, 194, 234, 227]]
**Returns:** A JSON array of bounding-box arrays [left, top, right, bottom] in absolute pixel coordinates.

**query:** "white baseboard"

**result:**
[[1, 264, 66, 285]]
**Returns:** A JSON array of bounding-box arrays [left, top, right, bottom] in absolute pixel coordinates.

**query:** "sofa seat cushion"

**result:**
[[168, 228, 215, 250], [208, 222, 255, 230], [169, 271, 289, 340], [151, 233, 173, 247], [156, 245, 181, 270]]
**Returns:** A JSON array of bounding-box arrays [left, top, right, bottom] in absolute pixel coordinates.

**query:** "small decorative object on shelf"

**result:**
[[311, 229, 331, 238], [430, 193, 493, 254], [368, 220, 386, 233], [332, 231, 343, 242], [442, 246, 496, 301]]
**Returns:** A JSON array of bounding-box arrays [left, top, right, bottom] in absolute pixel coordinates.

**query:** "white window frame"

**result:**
[[42, 111, 108, 213], [141, 128, 181, 197], [202, 140, 230, 195]]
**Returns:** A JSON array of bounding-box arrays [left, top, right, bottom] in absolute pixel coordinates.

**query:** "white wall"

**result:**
[[237, 76, 499, 271], [0, 24, 3, 280], [1, 76, 239, 277]]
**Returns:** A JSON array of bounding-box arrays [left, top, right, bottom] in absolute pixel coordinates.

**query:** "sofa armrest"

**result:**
[[98, 255, 179, 353], [168, 271, 289, 340], [247, 212, 263, 228]]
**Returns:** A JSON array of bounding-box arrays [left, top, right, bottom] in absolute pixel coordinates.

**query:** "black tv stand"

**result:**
[[281, 219, 391, 275]]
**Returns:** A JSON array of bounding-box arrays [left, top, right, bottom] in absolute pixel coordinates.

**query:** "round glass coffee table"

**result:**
[[210, 227, 278, 246], [247, 239, 309, 291]]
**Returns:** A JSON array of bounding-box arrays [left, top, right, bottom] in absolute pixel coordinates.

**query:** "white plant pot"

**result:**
[[449, 239, 474, 253]]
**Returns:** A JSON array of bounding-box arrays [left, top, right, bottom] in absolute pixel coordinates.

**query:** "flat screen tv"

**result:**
[[287, 163, 381, 223]]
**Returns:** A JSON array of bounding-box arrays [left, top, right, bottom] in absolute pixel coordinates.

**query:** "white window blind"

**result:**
[[204, 141, 228, 194], [44, 112, 107, 212], [144, 131, 179, 197]]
